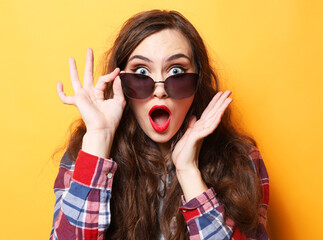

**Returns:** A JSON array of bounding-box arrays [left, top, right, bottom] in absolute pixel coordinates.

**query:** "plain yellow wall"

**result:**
[[1, 0, 322, 239]]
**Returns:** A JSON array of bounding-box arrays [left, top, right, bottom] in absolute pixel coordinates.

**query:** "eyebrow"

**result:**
[[166, 53, 191, 62], [127, 53, 192, 63], [128, 55, 152, 63]]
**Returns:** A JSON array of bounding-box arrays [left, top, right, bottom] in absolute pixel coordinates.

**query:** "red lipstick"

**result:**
[[149, 105, 171, 132]]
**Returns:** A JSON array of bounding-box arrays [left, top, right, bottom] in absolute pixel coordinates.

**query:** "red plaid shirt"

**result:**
[[50, 147, 269, 239]]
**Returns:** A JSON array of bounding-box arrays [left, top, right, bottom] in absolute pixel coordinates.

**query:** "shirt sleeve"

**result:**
[[50, 150, 117, 240], [179, 147, 269, 240]]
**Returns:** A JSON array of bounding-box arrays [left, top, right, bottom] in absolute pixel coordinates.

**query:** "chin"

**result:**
[[137, 116, 184, 146], [146, 131, 174, 144]]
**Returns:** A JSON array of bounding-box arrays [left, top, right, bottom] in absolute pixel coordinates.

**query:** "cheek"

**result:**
[[129, 100, 147, 125], [172, 98, 194, 125]]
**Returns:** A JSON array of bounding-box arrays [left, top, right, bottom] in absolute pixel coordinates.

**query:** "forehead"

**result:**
[[129, 29, 192, 60]]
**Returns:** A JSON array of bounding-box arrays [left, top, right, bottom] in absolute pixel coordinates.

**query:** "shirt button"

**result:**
[[182, 209, 187, 213], [107, 173, 113, 179]]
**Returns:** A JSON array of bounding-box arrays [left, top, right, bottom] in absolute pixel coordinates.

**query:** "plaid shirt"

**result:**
[[50, 147, 269, 240]]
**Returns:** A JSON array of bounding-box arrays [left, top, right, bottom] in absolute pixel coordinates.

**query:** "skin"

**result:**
[[57, 29, 232, 201], [124, 29, 196, 150]]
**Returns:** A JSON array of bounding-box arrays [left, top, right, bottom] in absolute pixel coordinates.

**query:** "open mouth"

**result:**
[[149, 105, 171, 132]]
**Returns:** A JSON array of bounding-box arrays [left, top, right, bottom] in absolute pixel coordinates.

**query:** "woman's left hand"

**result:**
[[172, 91, 232, 200]]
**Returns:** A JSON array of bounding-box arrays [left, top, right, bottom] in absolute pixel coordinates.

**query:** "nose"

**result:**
[[153, 81, 168, 99]]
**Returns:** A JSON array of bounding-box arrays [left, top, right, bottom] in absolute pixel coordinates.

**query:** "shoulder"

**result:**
[[248, 146, 269, 181], [248, 146, 270, 208]]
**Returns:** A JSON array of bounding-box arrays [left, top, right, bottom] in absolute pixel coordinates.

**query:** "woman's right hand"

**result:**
[[57, 48, 126, 158]]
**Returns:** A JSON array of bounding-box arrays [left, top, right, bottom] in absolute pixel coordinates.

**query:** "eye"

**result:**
[[134, 67, 149, 75], [169, 66, 185, 75]]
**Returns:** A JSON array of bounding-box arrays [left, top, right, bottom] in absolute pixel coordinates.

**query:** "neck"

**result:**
[[158, 141, 171, 158]]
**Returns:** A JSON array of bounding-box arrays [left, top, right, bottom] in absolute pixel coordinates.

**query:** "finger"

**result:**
[[202, 90, 231, 121], [177, 116, 197, 146], [203, 97, 232, 131], [83, 48, 94, 89], [94, 68, 120, 92], [214, 97, 232, 119], [208, 91, 232, 118], [209, 108, 227, 131], [56, 81, 74, 105], [181, 116, 197, 142], [68, 58, 82, 92], [214, 90, 232, 110], [196, 95, 232, 138], [200, 91, 223, 118], [113, 75, 126, 104], [188, 115, 197, 128]]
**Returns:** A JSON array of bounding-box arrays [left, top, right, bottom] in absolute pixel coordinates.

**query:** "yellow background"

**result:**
[[1, 0, 322, 239]]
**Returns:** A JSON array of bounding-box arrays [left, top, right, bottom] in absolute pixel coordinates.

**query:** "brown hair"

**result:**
[[66, 10, 262, 239]]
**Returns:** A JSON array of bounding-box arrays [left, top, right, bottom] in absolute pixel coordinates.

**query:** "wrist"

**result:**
[[176, 167, 208, 202], [82, 130, 115, 159]]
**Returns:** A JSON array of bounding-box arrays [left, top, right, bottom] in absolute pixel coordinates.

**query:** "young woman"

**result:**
[[50, 10, 269, 240]]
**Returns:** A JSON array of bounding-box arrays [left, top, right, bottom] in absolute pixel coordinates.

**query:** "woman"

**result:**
[[50, 10, 269, 240]]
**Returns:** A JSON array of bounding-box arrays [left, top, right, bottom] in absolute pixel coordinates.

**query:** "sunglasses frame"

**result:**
[[119, 72, 199, 100]]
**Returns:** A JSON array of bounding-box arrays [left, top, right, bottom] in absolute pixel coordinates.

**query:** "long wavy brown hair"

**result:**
[[65, 10, 262, 239]]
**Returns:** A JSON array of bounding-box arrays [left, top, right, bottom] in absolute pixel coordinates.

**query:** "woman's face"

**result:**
[[124, 29, 197, 146]]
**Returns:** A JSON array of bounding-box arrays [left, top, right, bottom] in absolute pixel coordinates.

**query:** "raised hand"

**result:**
[[172, 91, 232, 201], [57, 48, 126, 157]]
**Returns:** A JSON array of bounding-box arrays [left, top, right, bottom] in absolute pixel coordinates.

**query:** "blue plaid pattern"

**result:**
[[180, 147, 269, 240], [50, 151, 116, 240], [50, 148, 269, 240], [196, 209, 233, 239]]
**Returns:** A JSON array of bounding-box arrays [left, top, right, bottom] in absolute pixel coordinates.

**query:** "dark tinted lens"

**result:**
[[165, 73, 198, 99], [119, 73, 154, 99]]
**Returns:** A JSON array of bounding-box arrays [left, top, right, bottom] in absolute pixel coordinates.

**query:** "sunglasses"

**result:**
[[119, 73, 199, 100]]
